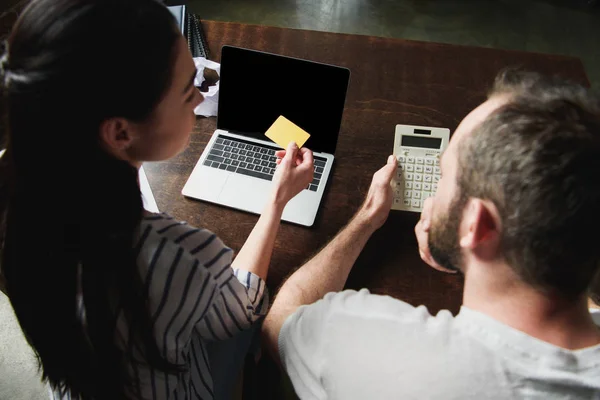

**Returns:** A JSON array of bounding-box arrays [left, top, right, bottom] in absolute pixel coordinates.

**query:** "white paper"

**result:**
[[193, 57, 221, 117], [139, 166, 159, 213]]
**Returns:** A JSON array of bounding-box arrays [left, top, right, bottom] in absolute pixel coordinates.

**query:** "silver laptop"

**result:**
[[182, 46, 350, 227]]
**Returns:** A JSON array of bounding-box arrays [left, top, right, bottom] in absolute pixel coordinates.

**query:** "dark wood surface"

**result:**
[[144, 21, 589, 317]]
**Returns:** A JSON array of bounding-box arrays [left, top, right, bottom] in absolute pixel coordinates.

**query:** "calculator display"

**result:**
[[401, 135, 442, 149]]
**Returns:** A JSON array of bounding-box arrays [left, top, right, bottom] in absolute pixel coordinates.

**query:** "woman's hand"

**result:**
[[271, 142, 314, 206]]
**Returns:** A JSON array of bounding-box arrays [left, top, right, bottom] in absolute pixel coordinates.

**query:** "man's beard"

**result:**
[[428, 194, 466, 273]]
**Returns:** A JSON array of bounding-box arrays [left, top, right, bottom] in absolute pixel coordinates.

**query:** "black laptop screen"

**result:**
[[216, 46, 350, 155]]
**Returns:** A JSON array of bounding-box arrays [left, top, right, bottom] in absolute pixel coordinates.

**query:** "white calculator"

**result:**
[[392, 124, 450, 212]]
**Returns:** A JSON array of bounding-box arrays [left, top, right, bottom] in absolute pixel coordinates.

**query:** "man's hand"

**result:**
[[414, 197, 456, 273], [355, 155, 397, 231], [271, 141, 314, 206]]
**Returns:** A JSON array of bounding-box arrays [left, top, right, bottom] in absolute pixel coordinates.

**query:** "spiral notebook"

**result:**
[[167, 5, 209, 58]]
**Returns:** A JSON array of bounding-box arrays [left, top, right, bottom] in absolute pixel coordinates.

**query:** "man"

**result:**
[[262, 70, 600, 399]]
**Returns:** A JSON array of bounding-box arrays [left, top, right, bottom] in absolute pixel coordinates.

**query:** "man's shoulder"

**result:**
[[302, 289, 456, 328]]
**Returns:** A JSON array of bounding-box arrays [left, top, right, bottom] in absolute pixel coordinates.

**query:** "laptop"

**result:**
[[182, 46, 350, 226]]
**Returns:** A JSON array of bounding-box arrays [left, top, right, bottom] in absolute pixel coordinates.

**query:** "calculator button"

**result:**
[[432, 183, 438, 191], [398, 156, 406, 163], [405, 182, 413, 189], [411, 199, 421, 208], [414, 174, 423, 182], [423, 175, 432, 183], [433, 175, 440, 183], [423, 183, 432, 191], [394, 189, 402, 197], [403, 199, 410, 206], [415, 165, 423, 173], [405, 173, 414, 180], [424, 166, 433, 174], [406, 164, 414, 172], [413, 182, 422, 190], [434, 158, 440, 166], [407, 157, 415, 163], [394, 198, 402, 206], [425, 159, 434, 166], [404, 190, 412, 198], [415, 157, 424, 164], [423, 191, 432, 199], [434, 166, 441, 174], [413, 192, 421, 199]]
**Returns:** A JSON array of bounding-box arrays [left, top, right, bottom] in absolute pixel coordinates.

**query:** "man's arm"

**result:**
[[262, 155, 397, 363]]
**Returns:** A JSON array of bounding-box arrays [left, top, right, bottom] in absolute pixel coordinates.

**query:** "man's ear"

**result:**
[[99, 117, 135, 156], [459, 199, 501, 252]]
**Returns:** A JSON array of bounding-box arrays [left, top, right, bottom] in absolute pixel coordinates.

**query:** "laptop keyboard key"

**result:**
[[253, 159, 261, 165], [309, 184, 318, 191], [237, 167, 273, 181], [316, 167, 324, 173], [211, 162, 220, 168], [261, 161, 269, 167], [227, 165, 236, 172], [232, 160, 239, 166], [260, 148, 268, 154], [267, 149, 275, 155], [314, 172, 322, 180], [261, 154, 270, 160], [224, 159, 232, 164], [269, 156, 277, 162], [223, 140, 231, 145], [231, 142, 238, 148], [253, 146, 261, 152], [218, 164, 227, 170], [238, 156, 246, 162], [269, 162, 277, 169], [232, 148, 240, 154], [210, 149, 224, 157], [231, 154, 238, 160], [247, 151, 255, 157], [223, 152, 231, 158], [311, 178, 320, 186], [224, 146, 232, 152], [207, 154, 225, 163], [240, 162, 247, 168], [239, 150, 247, 156], [203, 159, 212, 166], [314, 159, 326, 167], [213, 144, 225, 151], [216, 138, 224, 144]]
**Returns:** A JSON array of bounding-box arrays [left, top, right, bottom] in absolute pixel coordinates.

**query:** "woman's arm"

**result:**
[[231, 142, 313, 280]]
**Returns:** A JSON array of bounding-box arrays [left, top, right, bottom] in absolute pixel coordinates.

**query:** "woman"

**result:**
[[0, 0, 313, 399]]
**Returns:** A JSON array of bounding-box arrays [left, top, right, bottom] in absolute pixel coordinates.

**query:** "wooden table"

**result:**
[[144, 21, 589, 318]]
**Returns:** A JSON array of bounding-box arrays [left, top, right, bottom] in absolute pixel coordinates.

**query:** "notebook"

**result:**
[[182, 46, 350, 226]]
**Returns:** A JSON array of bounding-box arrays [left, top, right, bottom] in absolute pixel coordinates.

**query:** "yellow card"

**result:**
[[265, 115, 310, 149]]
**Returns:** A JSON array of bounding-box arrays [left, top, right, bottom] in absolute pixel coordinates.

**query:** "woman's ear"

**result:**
[[99, 117, 135, 157]]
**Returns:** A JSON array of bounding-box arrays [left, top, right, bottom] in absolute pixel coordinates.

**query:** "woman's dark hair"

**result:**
[[0, 0, 181, 398]]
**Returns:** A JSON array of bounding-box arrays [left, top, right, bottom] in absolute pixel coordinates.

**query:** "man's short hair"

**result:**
[[457, 69, 600, 299]]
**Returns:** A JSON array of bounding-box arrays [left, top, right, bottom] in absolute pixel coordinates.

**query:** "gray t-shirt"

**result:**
[[279, 289, 600, 399]]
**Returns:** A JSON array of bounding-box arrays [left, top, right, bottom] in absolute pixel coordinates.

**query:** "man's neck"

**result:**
[[463, 262, 600, 350]]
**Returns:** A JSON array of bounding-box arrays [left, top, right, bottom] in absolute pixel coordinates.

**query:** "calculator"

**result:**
[[392, 124, 450, 212]]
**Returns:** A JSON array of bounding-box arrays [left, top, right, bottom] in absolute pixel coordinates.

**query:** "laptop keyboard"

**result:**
[[203, 135, 327, 191]]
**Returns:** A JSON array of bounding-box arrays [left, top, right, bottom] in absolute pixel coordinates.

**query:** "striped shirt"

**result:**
[[52, 212, 268, 400]]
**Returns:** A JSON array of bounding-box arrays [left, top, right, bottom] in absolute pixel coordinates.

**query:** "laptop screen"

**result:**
[[216, 46, 350, 155]]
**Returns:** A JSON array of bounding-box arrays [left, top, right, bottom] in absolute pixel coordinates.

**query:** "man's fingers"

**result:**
[[275, 150, 286, 159], [380, 155, 398, 183]]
